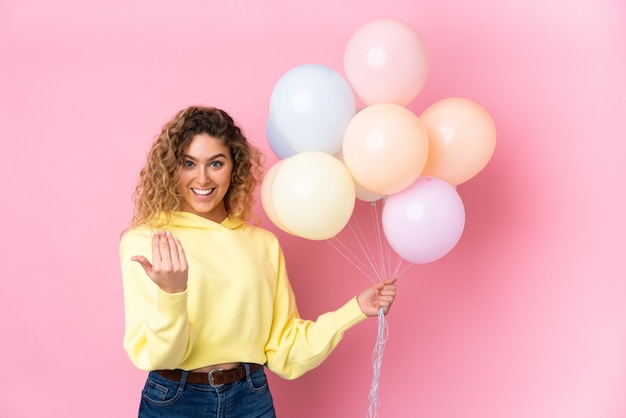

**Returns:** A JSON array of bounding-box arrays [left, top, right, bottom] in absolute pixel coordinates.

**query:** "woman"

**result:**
[[120, 106, 397, 417]]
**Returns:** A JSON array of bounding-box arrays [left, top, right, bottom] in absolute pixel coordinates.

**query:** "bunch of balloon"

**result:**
[[262, 18, 496, 418], [342, 19, 496, 418]]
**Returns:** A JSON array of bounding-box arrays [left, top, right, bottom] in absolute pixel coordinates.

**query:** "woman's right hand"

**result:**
[[131, 230, 188, 293]]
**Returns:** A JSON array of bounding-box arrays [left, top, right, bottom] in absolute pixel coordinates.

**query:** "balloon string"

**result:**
[[394, 261, 414, 279], [328, 203, 389, 283], [367, 307, 388, 418], [371, 201, 387, 279], [326, 199, 415, 418], [370, 199, 414, 280], [350, 206, 384, 280], [326, 200, 416, 418], [327, 238, 378, 283]]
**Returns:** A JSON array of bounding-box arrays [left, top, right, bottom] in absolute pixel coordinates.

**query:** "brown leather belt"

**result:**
[[156, 363, 262, 387]]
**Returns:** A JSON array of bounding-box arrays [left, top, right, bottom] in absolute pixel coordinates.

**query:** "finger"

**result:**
[[165, 231, 187, 271], [131, 255, 153, 275], [379, 291, 394, 301], [164, 231, 180, 261], [372, 281, 387, 291], [158, 231, 173, 267], [152, 231, 162, 263], [374, 278, 397, 291], [380, 286, 397, 296], [172, 235, 188, 267], [379, 297, 394, 314]]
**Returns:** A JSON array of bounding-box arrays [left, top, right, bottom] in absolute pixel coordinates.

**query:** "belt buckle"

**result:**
[[208, 368, 225, 388]]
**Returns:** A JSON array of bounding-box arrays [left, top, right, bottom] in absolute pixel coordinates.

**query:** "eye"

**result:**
[[210, 160, 224, 168], [183, 160, 194, 168]]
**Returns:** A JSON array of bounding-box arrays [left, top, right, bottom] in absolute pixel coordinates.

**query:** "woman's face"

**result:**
[[178, 133, 233, 223]]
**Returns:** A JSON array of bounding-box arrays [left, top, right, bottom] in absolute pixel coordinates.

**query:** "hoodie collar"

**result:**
[[165, 211, 246, 231]]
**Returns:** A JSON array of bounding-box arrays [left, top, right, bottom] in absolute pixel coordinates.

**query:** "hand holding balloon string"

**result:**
[[357, 278, 397, 317]]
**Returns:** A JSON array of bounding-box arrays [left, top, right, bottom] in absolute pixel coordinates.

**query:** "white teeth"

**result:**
[[192, 188, 212, 195]]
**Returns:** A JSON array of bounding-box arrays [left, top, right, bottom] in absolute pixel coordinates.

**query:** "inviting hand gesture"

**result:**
[[131, 230, 188, 293], [357, 278, 397, 317]]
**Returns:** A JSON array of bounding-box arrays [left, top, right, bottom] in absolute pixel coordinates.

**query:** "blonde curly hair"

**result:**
[[127, 106, 264, 229]]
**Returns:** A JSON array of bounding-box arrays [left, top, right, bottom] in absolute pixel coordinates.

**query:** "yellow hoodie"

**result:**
[[120, 211, 366, 379]]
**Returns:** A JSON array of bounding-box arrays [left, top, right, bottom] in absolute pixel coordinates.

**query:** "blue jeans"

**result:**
[[139, 364, 276, 418]]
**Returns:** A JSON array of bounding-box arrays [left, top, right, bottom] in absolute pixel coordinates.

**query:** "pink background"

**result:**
[[1, 0, 625, 417]]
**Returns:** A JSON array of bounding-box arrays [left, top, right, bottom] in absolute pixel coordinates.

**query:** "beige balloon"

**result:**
[[260, 160, 293, 234], [271, 152, 356, 240]]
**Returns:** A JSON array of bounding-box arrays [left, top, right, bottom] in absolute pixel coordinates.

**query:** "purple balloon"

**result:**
[[382, 176, 465, 264]]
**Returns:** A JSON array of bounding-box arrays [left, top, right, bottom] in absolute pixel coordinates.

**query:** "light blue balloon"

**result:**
[[269, 64, 356, 154], [266, 117, 298, 160]]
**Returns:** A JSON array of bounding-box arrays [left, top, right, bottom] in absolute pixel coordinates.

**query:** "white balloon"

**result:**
[[269, 64, 356, 154], [265, 117, 297, 160]]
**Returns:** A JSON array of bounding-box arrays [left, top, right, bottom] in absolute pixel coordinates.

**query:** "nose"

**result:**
[[197, 167, 210, 184]]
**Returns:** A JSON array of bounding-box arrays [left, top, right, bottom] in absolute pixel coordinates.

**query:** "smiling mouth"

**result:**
[[192, 188, 215, 196]]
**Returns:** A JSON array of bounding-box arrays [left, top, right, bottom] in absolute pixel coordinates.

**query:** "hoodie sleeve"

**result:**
[[263, 246, 367, 380], [120, 229, 194, 371]]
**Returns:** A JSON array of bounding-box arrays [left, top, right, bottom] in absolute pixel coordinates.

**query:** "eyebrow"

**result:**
[[182, 153, 228, 162]]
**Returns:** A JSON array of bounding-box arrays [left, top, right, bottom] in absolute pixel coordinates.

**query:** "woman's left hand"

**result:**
[[357, 278, 397, 317]]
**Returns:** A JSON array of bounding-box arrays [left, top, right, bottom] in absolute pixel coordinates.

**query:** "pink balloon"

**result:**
[[382, 177, 465, 264], [344, 19, 429, 106]]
